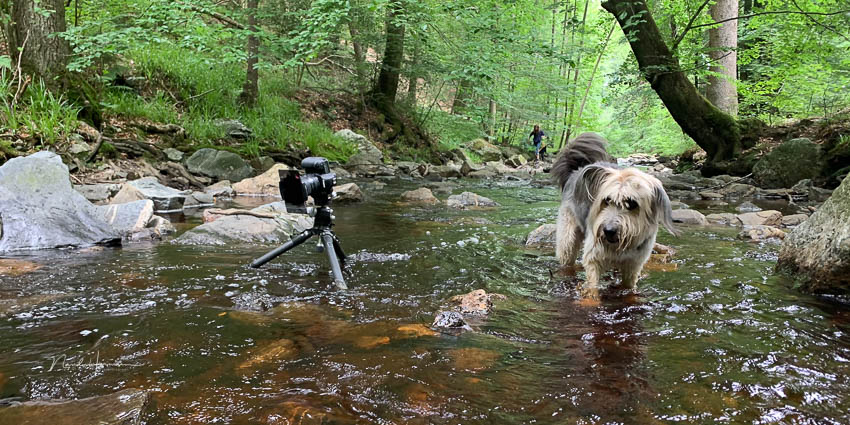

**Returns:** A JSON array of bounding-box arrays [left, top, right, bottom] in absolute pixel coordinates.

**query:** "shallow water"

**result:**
[[1, 177, 849, 424]]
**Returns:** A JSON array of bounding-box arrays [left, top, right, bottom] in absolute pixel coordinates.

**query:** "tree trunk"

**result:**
[[348, 3, 368, 87], [238, 0, 259, 107], [488, 99, 496, 141], [374, 0, 405, 105], [11, 0, 70, 84], [601, 0, 742, 173], [406, 39, 420, 105], [452, 79, 473, 115], [706, 0, 738, 116]]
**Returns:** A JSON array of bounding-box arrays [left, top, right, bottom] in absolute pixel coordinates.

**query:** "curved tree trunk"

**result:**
[[707, 0, 739, 116], [601, 0, 742, 174], [12, 0, 70, 84]]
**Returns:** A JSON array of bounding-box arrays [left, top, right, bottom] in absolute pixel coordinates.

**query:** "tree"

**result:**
[[10, 0, 70, 84], [238, 0, 260, 107], [707, 0, 739, 115], [373, 0, 405, 106], [601, 0, 743, 174]]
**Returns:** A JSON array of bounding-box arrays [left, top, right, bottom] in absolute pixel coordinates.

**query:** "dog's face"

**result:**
[[572, 166, 677, 250]]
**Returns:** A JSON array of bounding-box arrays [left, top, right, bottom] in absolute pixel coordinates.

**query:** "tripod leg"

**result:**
[[250, 231, 312, 268], [331, 235, 346, 266], [321, 232, 348, 290]]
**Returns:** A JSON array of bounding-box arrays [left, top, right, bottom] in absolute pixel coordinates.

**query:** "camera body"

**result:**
[[279, 157, 337, 209]]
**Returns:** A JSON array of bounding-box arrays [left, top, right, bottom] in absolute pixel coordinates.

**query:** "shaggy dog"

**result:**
[[551, 133, 677, 300]]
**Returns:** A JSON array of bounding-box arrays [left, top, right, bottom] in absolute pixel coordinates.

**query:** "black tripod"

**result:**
[[250, 205, 348, 289]]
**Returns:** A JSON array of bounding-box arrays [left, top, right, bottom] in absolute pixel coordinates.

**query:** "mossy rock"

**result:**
[[753, 138, 824, 189]]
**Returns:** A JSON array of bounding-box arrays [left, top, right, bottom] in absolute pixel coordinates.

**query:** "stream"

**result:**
[[1, 177, 849, 424]]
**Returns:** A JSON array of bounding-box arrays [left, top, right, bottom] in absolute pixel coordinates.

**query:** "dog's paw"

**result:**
[[576, 286, 601, 306], [575, 296, 601, 308]]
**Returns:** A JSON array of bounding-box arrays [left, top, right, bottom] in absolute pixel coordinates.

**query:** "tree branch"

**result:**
[[175, 1, 245, 30], [688, 9, 850, 31], [671, 0, 712, 51], [789, 0, 850, 43]]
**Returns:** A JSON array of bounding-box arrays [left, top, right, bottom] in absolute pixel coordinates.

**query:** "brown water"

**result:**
[[1, 178, 849, 424]]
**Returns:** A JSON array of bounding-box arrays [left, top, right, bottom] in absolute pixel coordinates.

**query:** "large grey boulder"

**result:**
[[0, 388, 149, 425], [778, 174, 850, 293], [339, 130, 395, 177], [753, 138, 823, 189], [0, 152, 121, 252], [94, 200, 154, 237], [119, 177, 190, 212], [185, 148, 254, 183], [671, 209, 707, 225], [233, 164, 289, 197], [214, 119, 252, 139], [526, 224, 557, 247], [173, 202, 313, 246], [74, 183, 122, 203], [334, 182, 363, 203], [401, 187, 440, 204]]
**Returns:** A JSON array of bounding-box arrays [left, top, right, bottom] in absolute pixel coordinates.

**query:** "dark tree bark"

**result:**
[[238, 0, 260, 107], [374, 0, 405, 105], [11, 0, 70, 83], [601, 0, 743, 174]]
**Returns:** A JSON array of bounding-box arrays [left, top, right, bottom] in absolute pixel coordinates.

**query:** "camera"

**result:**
[[279, 157, 337, 208]]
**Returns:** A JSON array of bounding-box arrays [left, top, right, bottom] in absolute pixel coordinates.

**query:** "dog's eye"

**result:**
[[625, 199, 638, 211], [603, 197, 611, 206]]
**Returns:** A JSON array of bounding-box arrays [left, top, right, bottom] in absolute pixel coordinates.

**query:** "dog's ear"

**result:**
[[652, 184, 679, 237], [564, 163, 611, 224]]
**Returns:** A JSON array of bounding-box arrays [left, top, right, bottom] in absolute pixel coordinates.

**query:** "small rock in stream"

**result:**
[[0, 388, 149, 425], [449, 289, 506, 315]]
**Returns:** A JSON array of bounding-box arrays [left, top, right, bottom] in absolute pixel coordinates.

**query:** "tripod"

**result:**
[[250, 205, 348, 289]]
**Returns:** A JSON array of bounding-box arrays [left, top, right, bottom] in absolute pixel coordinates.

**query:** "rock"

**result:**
[[449, 347, 500, 371], [460, 160, 474, 176], [753, 138, 823, 189], [426, 181, 456, 195], [365, 181, 387, 191], [737, 210, 782, 226], [699, 191, 723, 200], [431, 311, 471, 332], [448, 289, 506, 315], [738, 225, 785, 242], [395, 161, 419, 175], [505, 154, 527, 168], [718, 183, 757, 198], [232, 164, 288, 197], [401, 187, 439, 204], [671, 209, 707, 225], [451, 147, 471, 163], [791, 178, 834, 202], [250, 156, 275, 173], [468, 139, 503, 162], [0, 259, 42, 277], [94, 200, 154, 237], [780, 213, 808, 227], [483, 160, 515, 175], [147, 215, 176, 238], [429, 164, 462, 178], [735, 201, 762, 212], [468, 168, 497, 179], [237, 339, 297, 369], [340, 129, 387, 176], [706, 213, 741, 226], [185, 148, 254, 183], [0, 388, 149, 425], [74, 183, 122, 203], [214, 119, 252, 139], [331, 167, 352, 179], [777, 174, 850, 293], [0, 152, 121, 252], [670, 201, 690, 210], [446, 192, 499, 209], [525, 223, 557, 247], [334, 182, 363, 203], [397, 324, 438, 337], [68, 140, 92, 159], [0, 293, 67, 317], [204, 181, 234, 198], [183, 191, 215, 208], [354, 336, 391, 349], [120, 177, 189, 212], [163, 147, 184, 162], [173, 202, 313, 246]]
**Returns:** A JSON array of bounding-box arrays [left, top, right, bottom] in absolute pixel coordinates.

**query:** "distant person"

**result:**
[[528, 125, 546, 161]]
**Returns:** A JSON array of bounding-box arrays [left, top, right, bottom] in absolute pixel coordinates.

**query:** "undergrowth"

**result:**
[[102, 45, 355, 162], [1, 70, 80, 147]]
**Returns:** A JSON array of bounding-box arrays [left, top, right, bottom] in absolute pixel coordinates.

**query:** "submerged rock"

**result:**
[[739, 225, 786, 242], [778, 174, 850, 293], [0, 152, 121, 252], [0, 388, 149, 425], [446, 192, 499, 209], [0, 259, 42, 277], [185, 148, 254, 183], [735, 201, 762, 212], [449, 289, 506, 315]]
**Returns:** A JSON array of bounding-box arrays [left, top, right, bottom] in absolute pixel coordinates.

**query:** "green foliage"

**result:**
[[423, 109, 484, 151], [0, 72, 80, 147]]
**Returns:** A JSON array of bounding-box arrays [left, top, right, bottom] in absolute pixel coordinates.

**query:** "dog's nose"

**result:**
[[603, 226, 619, 243]]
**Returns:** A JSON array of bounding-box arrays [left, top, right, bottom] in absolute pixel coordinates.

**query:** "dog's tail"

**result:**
[[551, 132, 613, 190]]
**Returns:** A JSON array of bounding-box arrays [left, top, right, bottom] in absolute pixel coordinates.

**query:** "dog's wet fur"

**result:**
[[551, 133, 677, 300]]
